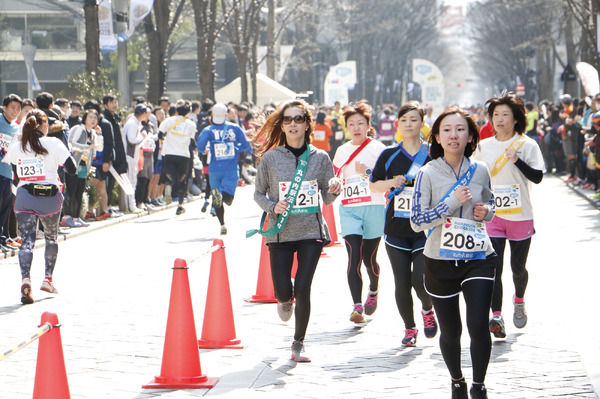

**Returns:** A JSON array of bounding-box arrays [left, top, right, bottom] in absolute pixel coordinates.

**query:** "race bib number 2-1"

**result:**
[[279, 180, 319, 214], [439, 217, 489, 260], [17, 156, 45, 182]]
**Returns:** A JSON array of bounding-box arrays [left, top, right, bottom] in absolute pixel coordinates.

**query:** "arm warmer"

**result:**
[[514, 158, 543, 184]]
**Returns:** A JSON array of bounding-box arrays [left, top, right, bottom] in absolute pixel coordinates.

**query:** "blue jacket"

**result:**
[[197, 122, 250, 172]]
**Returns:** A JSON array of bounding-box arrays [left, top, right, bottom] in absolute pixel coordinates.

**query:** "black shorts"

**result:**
[[423, 254, 496, 299], [160, 154, 189, 185]]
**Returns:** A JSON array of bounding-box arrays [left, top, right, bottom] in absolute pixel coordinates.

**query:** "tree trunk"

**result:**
[[192, 0, 218, 101], [83, 0, 100, 73], [144, 0, 170, 104], [564, 9, 578, 96]]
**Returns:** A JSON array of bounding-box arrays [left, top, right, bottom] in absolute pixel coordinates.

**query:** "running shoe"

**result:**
[[5, 238, 20, 249], [74, 218, 90, 227], [364, 293, 378, 316], [581, 182, 594, 190], [422, 309, 438, 338], [489, 314, 506, 338], [40, 278, 58, 294], [150, 199, 161, 207], [84, 211, 96, 220], [513, 296, 528, 328], [201, 201, 210, 213], [210, 207, 217, 217], [590, 191, 600, 199], [469, 383, 488, 399], [157, 198, 167, 206], [212, 188, 223, 208], [349, 304, 367, 326], [60, 216, 71, 227], [220, 225, 227, 235], [96, 212, 111, 221], [277, 300, 294, 322], [21, 278, 34, 305], [291, 340, 311, 362], [451, 379, 468, 399], [401, 328, 418, 347], [563, 176, 576, 183], [176, 206, 186, 215]]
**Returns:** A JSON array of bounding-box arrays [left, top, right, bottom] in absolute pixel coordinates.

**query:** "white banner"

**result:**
[[98, 0, 117, 53], [576, 62, 600, 97], [26, 63, 42, 91], [412, 58, 444, 117], [323, 60, 357, 106], [120, 0, 154, 41], [257, 45, 268, 76], [277, 45, 294, 82]]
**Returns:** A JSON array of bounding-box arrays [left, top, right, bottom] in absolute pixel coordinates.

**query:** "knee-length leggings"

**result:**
[[17, 211, 61, 280], [268, 239, 323, 342]]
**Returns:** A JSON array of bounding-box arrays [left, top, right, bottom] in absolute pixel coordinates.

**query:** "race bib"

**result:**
[[335, 131, 344, 141], [214, 142, 235, 161], [341, 175, 372, 205], [439, 217, 489, 260], [0, 133, 13, 151], [314, 130, 326, 140], [279, 180, 319, 214], [393, 187, 414, 218], [381, 122, 392, 131], [16, 156, 45, 182], [492, 184, 522, 215]]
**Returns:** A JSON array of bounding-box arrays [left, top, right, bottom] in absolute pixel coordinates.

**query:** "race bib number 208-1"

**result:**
[[439, 217, 489, 260]]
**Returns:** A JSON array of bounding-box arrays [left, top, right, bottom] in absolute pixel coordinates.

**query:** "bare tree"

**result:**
[[83, 0, 100, 73], [143, 0, 187, 104]]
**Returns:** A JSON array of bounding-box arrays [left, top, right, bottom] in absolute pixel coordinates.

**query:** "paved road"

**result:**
[[0, 175, 598, 398]]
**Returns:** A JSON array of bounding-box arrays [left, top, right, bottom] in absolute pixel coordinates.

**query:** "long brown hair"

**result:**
[[21, 109, 49, 156], [253, 99, 313, 160]]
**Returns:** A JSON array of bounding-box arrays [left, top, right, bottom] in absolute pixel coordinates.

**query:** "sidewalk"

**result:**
[[0, 181, 598, 398]]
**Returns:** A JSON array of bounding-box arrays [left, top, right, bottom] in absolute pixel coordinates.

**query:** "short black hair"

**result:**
[[158, 97, 170, 105], [486, 92, 527, 135], [175, 100, 191, 116], [55, 98, 69, 107], [35, 92, 54, 109], [429, 106, 480, 159], [134, 96, 146, 104], [83, 100, 101, 113], [102, 94, 117, 105], [191, 100, 201, 112], [70, 100, 82, 108], [3, 93, 23, 108], [201, 99, 214, 112]]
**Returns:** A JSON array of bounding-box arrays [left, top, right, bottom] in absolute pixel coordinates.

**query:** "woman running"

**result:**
[[411, 106, 495, 399], [6, 109, 76, 304], [370, 101, 438, 346], [332, 102, 386, 326], [473, 93, 544, 338], [251, 99, 342, 362]]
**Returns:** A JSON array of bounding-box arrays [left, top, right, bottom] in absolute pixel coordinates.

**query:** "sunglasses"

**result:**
[[282, 115, 307, 124]]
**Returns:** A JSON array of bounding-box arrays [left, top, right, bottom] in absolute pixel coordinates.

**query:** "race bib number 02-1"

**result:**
[[492, 184, 522, 215], [439, 217, 489, 260]]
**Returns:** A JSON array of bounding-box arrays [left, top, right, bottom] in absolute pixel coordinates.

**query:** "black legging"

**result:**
[[490, 237, 531, 313], [214, 193, 234, 226], [385, 244, 432, 329], [431, 278, 493, 384], [268, 239, 323, 342], [344, 235, 381, 304]]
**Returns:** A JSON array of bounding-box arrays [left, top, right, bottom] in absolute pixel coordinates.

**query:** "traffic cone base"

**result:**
[[198, 337, 244, 349], [244, 294, 277, 303], [142, 375, 219, 389]]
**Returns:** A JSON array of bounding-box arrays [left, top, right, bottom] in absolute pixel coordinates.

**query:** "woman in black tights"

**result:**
[[410, 107, 496, 399], [370, 102, 438, 347], [253, 99, 341, 362]]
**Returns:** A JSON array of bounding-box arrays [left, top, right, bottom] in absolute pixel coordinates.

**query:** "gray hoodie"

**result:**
[[410, 157, 495, 260], [254, 145, 339, 244]]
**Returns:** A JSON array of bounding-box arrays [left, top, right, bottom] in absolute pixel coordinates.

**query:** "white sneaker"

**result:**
[[513, 296, 527, 328], [277, 300, 294, 322], [40, 278, 58, 294]]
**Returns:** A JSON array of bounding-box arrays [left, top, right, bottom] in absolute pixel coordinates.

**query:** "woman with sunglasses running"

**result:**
[[332, 102, 386, 326], [5, 109, 76, 304], [251, 99, 342, 362]]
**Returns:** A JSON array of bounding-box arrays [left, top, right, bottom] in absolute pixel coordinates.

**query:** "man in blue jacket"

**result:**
[[197, 103, 250, 235]]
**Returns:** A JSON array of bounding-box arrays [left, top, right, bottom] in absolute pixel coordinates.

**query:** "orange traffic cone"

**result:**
[[323, 203, 342, 247], [33, 312, 70, 399], [143, 259, 218, 389], [244, 235, 277, 303], [198, 239, 244, 349]]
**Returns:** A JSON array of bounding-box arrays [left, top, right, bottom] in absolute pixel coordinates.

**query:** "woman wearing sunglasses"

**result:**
[[252, 99, 342, 362], [332, 102, 386, 326]]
